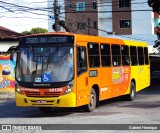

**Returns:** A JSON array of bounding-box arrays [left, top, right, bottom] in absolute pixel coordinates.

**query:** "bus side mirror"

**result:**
[[7, 46, 18, 61], [10, 51, 17, 61], [10, 51, 14, 61]]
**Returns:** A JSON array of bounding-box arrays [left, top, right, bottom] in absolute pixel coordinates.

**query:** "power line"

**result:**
[[63, 14, 156, 42], [0, 0, 156, 42], [1, 16, 49, 20], [63, 1, 153, 34], [0, 1, 51, 12], [60, 15, 113, 34], [0, 0, 149, 14], [63, 9, 152, 14], [64, 1, 147, 8]]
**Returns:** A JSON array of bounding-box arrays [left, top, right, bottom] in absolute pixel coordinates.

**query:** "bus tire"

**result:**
[[39, 107, 52, 113], [84, 88, 97, 112], [125, 82, 136, 101]]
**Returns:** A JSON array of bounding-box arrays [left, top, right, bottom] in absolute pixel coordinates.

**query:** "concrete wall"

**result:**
[[0, 41, 18, 52], [98, 0, 112, 36], [131, 0, 154, 34]]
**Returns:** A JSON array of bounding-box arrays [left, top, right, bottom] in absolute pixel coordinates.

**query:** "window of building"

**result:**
[[88, 43, 100, 67], [93, 1, 97, 10], [76, 2, 85, 11], [121, 45, 130, 66], [138, 47, 144, 65], [68, 3, 72, 8], [100, 44, 111, 67], [119, 0, 130, 8], [120, 20, 131, 28], [77, 22, 86, 30], [93, 21, 97, 29], [112, 44, 121, 66], [130, 46, 138, 66], [144, 47, 149, 65]]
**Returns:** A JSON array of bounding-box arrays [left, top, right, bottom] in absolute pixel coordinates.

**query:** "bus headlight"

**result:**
[[15, 82, 22, 94], [64, 80, 74, 94]]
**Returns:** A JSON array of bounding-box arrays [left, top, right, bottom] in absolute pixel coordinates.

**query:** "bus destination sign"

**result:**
[[20, 35, 74, 45]]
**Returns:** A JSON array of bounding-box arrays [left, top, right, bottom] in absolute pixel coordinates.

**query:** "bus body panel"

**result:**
[[76, 70, 90, 107], [15, 92, 76, 107], [88, 67, 101, 100], [15, 33, 150, 109], [75, 41, 89, 107], [100, 67, 113, 100], [123, 40, 150, 92]]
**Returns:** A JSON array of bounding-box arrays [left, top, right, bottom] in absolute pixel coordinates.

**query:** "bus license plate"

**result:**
[[37, 100, 46, 104]]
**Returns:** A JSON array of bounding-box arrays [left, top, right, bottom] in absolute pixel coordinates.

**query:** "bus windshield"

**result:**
[[16, 46, 74, 83]]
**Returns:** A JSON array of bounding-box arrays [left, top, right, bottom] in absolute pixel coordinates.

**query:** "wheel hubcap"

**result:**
[[131, 87, 135, 98], [90, 93, 95, 107]]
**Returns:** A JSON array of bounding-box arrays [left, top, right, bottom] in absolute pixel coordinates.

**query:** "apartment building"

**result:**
[[48, 0, 158, 46], [64, 0, 98, 35]]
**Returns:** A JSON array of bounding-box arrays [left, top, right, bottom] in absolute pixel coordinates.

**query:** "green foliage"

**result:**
[[21, 30, 30, 35], [148, 0, 160, 49], [21, 27, 48, 35], [148, 0, 160, 14]]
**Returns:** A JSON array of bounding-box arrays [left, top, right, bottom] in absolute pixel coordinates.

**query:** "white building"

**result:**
[[0, 26, 21, 52], [48, 0, 159, 51], [98, 0, 158, 49]]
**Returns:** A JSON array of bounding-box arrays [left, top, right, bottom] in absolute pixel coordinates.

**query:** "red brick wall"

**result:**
[[65, 0, 98, 35], [112, 0, 132, 35]]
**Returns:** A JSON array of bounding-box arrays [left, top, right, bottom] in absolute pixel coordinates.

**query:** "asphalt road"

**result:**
[[0, 84, 160, 132]]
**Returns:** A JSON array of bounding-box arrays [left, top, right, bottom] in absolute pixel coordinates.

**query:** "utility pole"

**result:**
[[54, 0, 60, 31]]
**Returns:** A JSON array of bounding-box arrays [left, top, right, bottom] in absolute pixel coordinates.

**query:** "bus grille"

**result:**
[[25, 91, 61, 97]]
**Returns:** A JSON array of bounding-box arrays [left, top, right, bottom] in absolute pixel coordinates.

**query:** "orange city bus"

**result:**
[[11, 32, 150, 113]]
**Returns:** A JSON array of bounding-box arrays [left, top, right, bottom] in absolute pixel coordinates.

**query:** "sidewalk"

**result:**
[[0, 91, 15, 100]]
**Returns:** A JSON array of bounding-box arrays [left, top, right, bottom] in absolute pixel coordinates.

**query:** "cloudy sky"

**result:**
[[0, 0, 51, 33]]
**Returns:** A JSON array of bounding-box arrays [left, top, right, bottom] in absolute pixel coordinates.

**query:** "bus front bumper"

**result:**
[[15, 92, 76, 107]]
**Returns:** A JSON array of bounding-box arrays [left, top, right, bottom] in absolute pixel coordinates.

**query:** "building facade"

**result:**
[[64, 0, 98, 35], [48, 0, 159, 45], [0, 26, 21, 51], [99, 0, 158, 36]]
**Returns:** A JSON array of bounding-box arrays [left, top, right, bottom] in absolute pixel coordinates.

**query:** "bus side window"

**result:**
[[121, 45, 130, 66], [138, 47, 144, 65], [111, 44, 121, 66], [77, 46, 87, 76], [130, 46, 138, 66], [87, 43, 100, 68], [144, 47, 149, 65], [100, 44, 111, 67]]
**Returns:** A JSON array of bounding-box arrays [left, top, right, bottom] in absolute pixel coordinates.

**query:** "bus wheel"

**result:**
[[39, 107, 52, 113], [126, 82, 136, 101], [84, 88, 97, 112]]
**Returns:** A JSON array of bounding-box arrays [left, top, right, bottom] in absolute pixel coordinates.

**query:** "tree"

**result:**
[[21, 30, 30, 35], [21, 27, 48, 35], [148, 0, 160, 52], [148, 0, 160, 14]]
